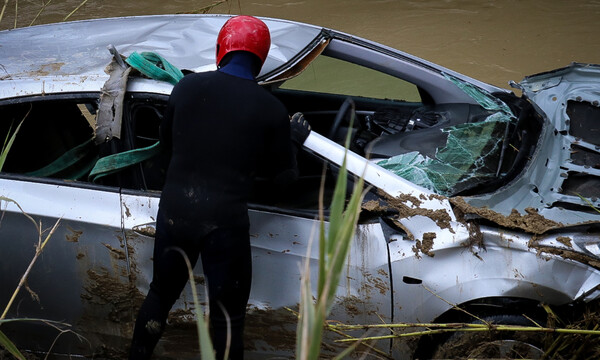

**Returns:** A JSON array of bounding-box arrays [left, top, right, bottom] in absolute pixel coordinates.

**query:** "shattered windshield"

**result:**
[[377, 74, 516, 195]]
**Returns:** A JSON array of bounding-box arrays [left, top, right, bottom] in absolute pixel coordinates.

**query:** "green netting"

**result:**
[[378, 75, 515, 195]]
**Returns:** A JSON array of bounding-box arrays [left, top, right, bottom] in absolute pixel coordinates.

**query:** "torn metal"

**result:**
[[462, 63, 600, 227], [95, 57, 131, 144]]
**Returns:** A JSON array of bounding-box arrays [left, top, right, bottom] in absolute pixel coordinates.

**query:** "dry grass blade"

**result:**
[[575, 192, 600, 214], [63, 0, 88, 22], [331, 321, 600, 346], [0, 196, 61, 359], [181, 0, 228, 14], [326, 322, 391, 360], [422, 284, 489, 326], [0, 0, 9, 27], [296, 105, 366, 359], [541, 302, 600, 359], [0, 216, 61, 320], [29, 0, 52, 27], [170, 247, 215, 360]]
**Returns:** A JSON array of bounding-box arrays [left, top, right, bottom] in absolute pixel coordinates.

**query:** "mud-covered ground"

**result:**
[[2, 299, 600, 359]]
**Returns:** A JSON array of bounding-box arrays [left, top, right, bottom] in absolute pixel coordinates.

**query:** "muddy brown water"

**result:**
[[1, 0, 599, 89]]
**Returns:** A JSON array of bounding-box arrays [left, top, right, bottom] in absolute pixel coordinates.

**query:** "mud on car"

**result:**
[[1, 14, 599, 359]]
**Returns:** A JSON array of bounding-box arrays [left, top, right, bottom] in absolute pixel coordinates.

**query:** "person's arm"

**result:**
[[270, 112, 311, 186], [159, 91, 175, 156]]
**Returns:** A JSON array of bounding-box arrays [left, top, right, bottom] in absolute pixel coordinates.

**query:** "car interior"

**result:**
[[268, 54, 543, 198], [0, 52, 543, 214]]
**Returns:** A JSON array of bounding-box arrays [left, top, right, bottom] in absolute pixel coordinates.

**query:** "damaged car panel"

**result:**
[[1, 14, 600, 360], [461, 63, 600, 226]]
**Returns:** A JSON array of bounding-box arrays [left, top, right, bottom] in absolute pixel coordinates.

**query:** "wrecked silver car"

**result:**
[[1, 14, 599, 359]]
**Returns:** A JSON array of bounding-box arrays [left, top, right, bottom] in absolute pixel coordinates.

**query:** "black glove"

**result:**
[[290, 112, 311, 145]]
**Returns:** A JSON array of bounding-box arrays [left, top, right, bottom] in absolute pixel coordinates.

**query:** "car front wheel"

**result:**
[[430, 314, 546, 359]]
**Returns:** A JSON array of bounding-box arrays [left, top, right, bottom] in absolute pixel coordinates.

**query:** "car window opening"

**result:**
[[128, 100, 169, 191], [0, 100, 98, 179], [376, 74, 518, 196], [273, 58, 543, 198], [0, 60, 542, 210]]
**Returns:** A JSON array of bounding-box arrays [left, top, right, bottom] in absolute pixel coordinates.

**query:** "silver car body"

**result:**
[[1, 15, 599, 359]]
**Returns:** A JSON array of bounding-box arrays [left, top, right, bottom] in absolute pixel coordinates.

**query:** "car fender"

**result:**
[[389, 224, 600, 325]]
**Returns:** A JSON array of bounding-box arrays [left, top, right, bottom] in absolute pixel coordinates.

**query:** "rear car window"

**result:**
[[0, 98, 98, 180]]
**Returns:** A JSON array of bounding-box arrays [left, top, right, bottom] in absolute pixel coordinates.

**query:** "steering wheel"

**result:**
[[328, 97, 356, 141]]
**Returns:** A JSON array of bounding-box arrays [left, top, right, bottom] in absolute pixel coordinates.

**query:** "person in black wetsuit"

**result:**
[[129, 15, 311, 360]]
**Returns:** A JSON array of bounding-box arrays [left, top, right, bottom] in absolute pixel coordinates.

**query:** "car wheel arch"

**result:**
[[413, 304, 548, 359], [391, 240, 600, 325]]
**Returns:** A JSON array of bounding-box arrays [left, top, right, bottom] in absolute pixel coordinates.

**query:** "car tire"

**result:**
[[429, 314, 547, 359]]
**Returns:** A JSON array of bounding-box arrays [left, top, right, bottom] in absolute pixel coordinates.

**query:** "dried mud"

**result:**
[[65, 226, 83, 242], [392, 195, 452, 231], [102, 243, 127, 260], [529, 245, 600, 269], [412, 233, 436, 258], [371, 192, 453, 240], [450, 197, 563, 234], [27, 62, 64, 77], [369, 191, 567, 238], [82, 268, 146, 323], [362, 199, 383, 212], [556, 236, 573, 248], [362, 271, 390, 296]]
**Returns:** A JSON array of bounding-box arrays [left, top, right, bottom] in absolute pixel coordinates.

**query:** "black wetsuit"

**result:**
[[130, 69, 296, 359]]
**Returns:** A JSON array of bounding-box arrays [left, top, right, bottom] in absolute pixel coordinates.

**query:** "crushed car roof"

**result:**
[[0, 14, 321, 82]]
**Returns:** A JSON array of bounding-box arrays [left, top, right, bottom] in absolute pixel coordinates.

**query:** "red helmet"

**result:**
[[216, 15, 271, 67]]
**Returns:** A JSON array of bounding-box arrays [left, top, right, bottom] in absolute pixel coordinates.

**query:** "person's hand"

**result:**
[[290, 112, 311, 145]]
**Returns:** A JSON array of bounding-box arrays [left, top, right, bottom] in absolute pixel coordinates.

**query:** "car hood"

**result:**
[[460, 63, 600, 230]]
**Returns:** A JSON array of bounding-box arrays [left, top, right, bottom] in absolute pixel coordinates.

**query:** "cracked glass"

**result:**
[[378, 74, 515, 195]]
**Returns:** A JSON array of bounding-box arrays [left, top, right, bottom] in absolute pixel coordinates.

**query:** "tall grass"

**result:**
[[176, 249, 216, 360], [296, 105, 366, 359], [0, 118, 25, 171]]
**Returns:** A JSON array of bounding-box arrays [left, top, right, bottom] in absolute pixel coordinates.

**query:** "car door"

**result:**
[[118, 93, 393, 358], [0, 95, 134, 357]]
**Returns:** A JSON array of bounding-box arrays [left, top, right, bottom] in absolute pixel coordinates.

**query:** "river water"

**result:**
[[1, 0, 599, 89]]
